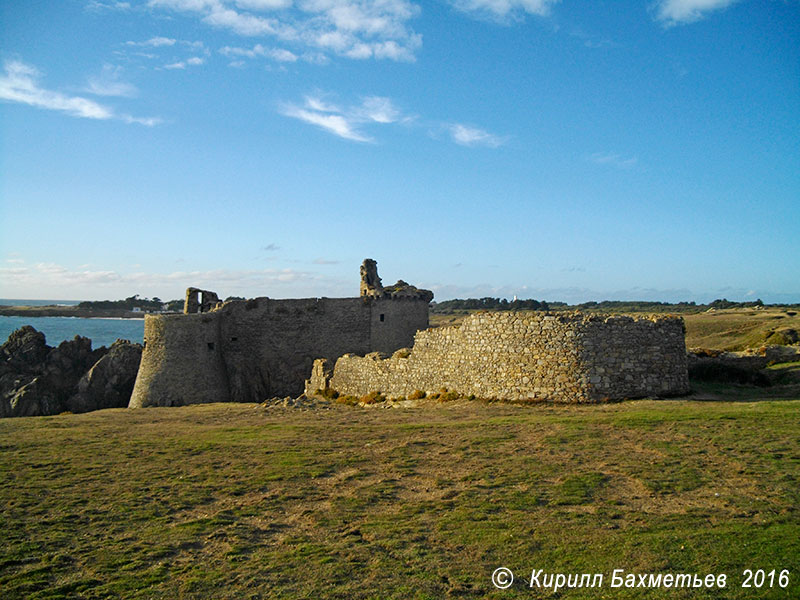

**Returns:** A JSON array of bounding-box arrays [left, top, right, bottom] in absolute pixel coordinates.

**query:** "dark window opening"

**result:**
[[379, 314, 385, 322], [143, 341, 147, 348], [231, 337, 238, 342], [207, 342, 215, 350]]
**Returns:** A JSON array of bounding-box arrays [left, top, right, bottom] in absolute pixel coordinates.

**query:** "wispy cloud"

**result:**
[[281, 92, 504, 147], [85, 64, 138, 97], [147, 0, 422, 62], [449, 0, 560, 22], [164, 56, 205, 69], [125, 36, 177, 47], [0, 261, 328, 298], [86, 0, 131, 11], [280, 94, 406, 142], [589, 152, 638, 169], [220, 43, 298, 62], [448, 123, 507, 148], [0, 59, 160, 125], [262, 243, 280, 251], [654, 0, 738, 26]]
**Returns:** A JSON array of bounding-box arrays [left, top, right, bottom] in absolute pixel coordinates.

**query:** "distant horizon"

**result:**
[[2, 291, 799, 307]]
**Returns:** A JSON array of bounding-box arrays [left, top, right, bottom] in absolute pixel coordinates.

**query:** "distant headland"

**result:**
[[0, 295, 185, 319]]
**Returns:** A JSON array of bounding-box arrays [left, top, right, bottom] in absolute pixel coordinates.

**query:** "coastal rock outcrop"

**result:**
[[0, 327, 142, 418], [1, 326, 49, 369], [68, 340, 143, 412]]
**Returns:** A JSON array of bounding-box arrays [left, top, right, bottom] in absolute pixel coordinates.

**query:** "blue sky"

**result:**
[[1, 0, 798, 303]]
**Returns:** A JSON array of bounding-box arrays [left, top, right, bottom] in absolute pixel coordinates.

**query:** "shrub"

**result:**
[[437, 391, 460, 402], [408, 390, 426, 400], [334, 395, 360, 405], [360, 391, 386, 404]]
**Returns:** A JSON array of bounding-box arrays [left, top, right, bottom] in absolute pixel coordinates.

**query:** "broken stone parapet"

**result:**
[[184, 287, 221, 314]]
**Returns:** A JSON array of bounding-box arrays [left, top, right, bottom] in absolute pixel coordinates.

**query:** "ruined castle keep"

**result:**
[[307, 311, 690, 403], [130, 259, 690, 408], [129, 260, 433, 407]]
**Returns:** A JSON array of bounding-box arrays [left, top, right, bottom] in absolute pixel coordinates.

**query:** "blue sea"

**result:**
[[0, 316, 144, 349]]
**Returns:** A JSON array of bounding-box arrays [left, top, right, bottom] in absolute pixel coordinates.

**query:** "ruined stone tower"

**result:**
[[129, 259, 432, 407]]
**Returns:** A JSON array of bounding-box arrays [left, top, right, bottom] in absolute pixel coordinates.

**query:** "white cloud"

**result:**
[[163, 56, 204, 69], [271, 48, 298, 62], [126, 36, 178, 47], [148, 0, 422, 62], [0, 60, 114, 120], [449, 0, 559, 21], [220, 43, 298, 62], [122, 114, 164, 126], [85, 64, 138, 97], [281, 94, 406, 142], [589, 152, 638, 169], [0, 60, 160, 125], [203, 6, 282, 35], [235, 0, 292, 10], [0, 260, 331, 299], [654, 0, 738, 26], [448, 123, 506, 148], [281, 104, 372, 142], [357, 96, 401, 123]]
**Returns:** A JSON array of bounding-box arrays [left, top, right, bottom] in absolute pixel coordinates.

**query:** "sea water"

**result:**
[[0, 316, 144, 349]]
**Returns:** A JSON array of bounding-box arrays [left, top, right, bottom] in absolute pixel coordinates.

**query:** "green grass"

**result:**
[[1, 398, 799, 598]]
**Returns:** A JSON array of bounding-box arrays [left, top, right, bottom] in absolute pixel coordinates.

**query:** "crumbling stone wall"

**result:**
[[130, 260, 432, 407], [309, 312, 689, 403], [184, 287, 221, 314]]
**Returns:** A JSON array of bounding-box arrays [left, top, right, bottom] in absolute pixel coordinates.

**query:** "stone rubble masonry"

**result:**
[[129, 260, 432, 408], [307, 311, 690, 403]]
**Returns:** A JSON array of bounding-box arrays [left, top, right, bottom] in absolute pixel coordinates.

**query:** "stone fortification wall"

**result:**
[[218, 297, 372, 403], [130, 295, 430, 407], [129, 312, 229, 408], [369, 297, 430, 354], [310, 312, 689, 403]]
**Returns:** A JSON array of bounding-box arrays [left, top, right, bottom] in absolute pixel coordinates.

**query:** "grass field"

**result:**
[[2, 393, 799, 599], [683, 309, 800, 351]]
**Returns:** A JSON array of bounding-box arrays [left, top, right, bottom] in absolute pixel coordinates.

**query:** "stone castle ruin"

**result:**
[[130, 259, 689, 408], [307, 311, 690, 403], [129, 260, 433, 407]]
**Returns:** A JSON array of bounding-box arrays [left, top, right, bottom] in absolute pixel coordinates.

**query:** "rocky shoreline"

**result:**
[[0, 326, 142, 418]]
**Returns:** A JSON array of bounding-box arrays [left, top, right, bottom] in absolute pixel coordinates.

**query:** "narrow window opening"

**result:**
[[379, 313, 385, 322], [231, 337, 238, 342], [207, 342, 215, 350]]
